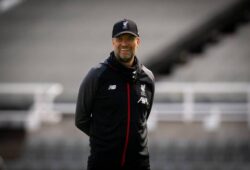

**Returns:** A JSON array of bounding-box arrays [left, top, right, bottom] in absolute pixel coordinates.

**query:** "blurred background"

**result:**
[[0, 0, 250, 169]]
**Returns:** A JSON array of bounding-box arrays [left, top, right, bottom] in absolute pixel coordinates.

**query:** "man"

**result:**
[[75, 19, 155, 170]]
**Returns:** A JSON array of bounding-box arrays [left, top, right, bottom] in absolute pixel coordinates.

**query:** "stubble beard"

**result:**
[[118, 54, 133, 63], [115, 50, 134, 64]]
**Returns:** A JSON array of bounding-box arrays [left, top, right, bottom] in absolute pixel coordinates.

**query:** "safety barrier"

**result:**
[[0, 83, 63, 131], [149, 82, 250, 130]]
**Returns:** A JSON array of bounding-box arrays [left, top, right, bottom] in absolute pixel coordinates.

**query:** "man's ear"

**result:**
[[137, 37, 141, 46]]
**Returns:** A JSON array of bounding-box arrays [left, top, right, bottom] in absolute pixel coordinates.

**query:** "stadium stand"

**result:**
[[145, 0, 250, 76], [0, 0, 250, 170], [0, 0, 24, 13], [160, 22, 250, 82], [0, 0, 244, 102], [1, 113, 250, 170], [0, 83, 62, 163]]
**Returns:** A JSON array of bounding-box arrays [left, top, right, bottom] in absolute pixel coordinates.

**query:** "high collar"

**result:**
[[105, 51, 142, 81]]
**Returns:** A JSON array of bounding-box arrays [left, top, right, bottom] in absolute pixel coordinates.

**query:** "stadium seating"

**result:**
[[1, 0, 250, 170], [4, 138, 250, 170]]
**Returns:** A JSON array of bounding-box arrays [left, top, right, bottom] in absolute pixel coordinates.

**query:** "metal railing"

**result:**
[[0, 83, 63, 131], [149, 82, 250, 130], [37, 82, 250, 131]]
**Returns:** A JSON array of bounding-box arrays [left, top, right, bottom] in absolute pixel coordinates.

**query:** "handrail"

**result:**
[[0, 83, 63, 131], [150, 82, 250, 130]]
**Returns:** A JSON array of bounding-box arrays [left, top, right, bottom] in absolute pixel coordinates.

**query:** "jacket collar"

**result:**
[[104, 51, 142, 81]]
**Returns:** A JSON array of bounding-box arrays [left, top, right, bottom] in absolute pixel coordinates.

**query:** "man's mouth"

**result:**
[[121, 48, 129, 51], [120, 48, 130, 54]]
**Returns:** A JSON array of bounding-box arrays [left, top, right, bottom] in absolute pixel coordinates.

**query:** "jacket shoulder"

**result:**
[[80, 63, 108, 94], [85, 63, 107, 79]]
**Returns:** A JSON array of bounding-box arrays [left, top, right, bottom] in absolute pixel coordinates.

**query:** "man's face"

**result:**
[[112, 33, 140, 64]]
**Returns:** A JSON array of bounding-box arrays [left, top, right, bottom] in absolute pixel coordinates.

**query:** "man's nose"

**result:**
[[121, 39, 129, 46]]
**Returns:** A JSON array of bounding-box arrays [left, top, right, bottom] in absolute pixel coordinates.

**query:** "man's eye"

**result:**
[[117, 38, 122, 42], [128, 36, 135, 41]]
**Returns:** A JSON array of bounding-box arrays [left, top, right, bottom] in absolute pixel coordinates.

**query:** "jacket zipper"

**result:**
[[121, 82, 131, 167]]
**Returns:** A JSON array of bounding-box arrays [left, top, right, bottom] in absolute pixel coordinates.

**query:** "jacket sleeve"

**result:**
[[147, 79, 155, 119], [142, 65, 155, 119], [75, 67, 100, 136]]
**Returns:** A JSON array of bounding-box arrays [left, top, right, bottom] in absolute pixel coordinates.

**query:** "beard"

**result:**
[[118, 54, 133, 63], [115, 50, 134, 64]]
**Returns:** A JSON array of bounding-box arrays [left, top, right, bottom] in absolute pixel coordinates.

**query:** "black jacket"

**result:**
[[75, 52, 155, 169]]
